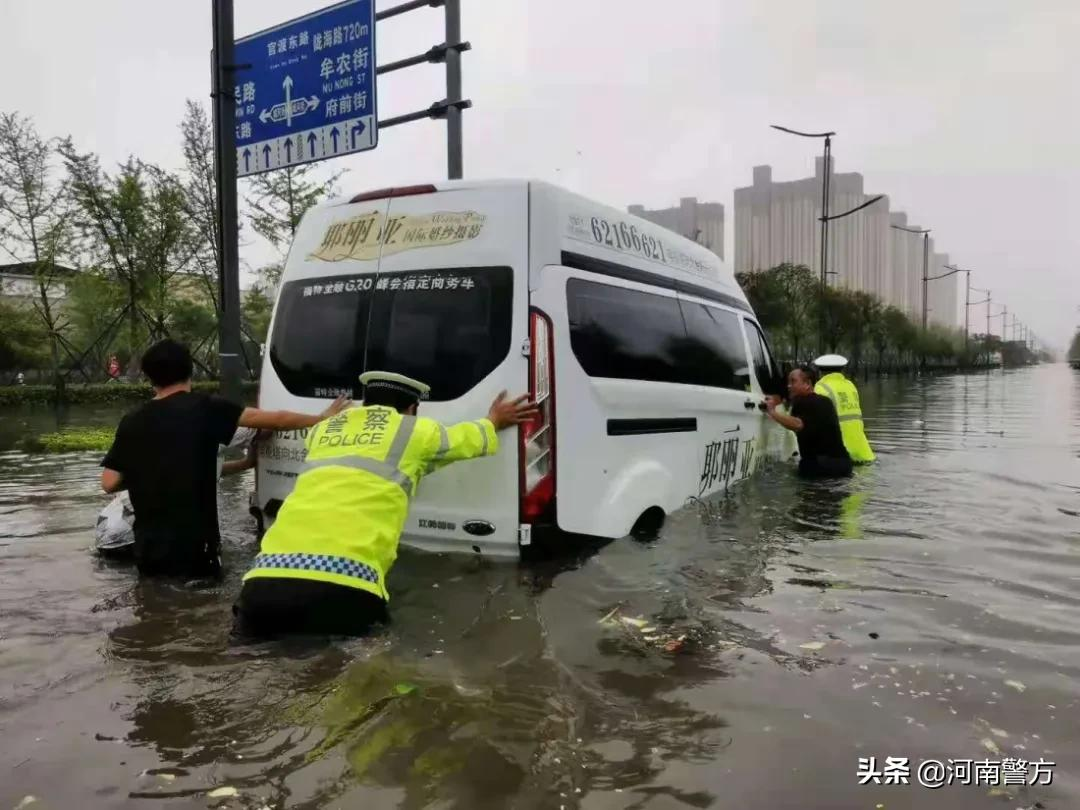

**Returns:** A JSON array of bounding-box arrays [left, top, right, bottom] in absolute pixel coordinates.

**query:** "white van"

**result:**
[[253, 179, 792, 557]]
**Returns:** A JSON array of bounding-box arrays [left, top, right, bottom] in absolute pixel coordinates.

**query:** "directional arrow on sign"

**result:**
[[351, 120, 366, 149], [307, 132, 318, 155], [262, 144, 272, 167], [283, 76, 294, 127], [283, 138, 293, 162], [258, 95, 320, 125], [330, 127, 340, 152], [242, 148, 252, 173]]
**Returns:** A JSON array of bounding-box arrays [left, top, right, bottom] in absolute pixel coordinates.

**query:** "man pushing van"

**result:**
[[233, 371, 537, 639], [100, 339, 350, 579]]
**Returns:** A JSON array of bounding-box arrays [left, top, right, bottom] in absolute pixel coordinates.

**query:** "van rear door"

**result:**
[[258, 185, 528, 557], [370, 186, 529, 557]]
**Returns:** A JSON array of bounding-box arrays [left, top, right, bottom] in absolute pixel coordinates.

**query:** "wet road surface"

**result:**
[[2, 365, 1079, 809]]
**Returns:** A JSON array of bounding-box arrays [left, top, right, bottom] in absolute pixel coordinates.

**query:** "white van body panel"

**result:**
[[256, 178, 790, 558]]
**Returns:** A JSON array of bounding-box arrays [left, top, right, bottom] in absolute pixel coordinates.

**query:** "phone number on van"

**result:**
[[590, 216, 668, 263]]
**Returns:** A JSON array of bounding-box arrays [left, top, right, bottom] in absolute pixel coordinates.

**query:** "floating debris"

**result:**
[[980, 738, 1002, 755], [207, 787, 239, 799], [597, 607, 620, 626], [619, 617, 649, 629], [14, 797, 38, 810], [799, 641, 825, 651], [1004, 679, 1026, 693]]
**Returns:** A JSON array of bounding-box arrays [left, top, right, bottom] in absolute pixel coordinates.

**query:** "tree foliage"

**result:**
[[736, 263, 984, 371], [245, 164, 344, 256], [178, 100, 222, 311], [0, 299, 49, 377], [0, 112, 74, 388], [60, 143, 197, 373]]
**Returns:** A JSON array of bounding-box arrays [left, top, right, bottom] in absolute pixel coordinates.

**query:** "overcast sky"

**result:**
[[3, 0, 1076, 347]]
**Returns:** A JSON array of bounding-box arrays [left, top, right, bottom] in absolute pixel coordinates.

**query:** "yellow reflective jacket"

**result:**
[[243, 405, 498, 601], [815, 373, 875, 463]]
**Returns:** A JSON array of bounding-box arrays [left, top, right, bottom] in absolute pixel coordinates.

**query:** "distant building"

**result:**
[[627, 197, 725, 260], [734, 160, 958, 329], [0, 263, 73, 307], [927, 250, 960, 331]]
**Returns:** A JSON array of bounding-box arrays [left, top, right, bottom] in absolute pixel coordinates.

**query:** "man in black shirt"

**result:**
[[765, 366, 853, 478], [100, 340, 348, 579]]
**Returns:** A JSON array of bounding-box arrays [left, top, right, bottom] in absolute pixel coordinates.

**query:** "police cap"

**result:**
[[359, 371, 431, 402], [813, 354, 849, 369]]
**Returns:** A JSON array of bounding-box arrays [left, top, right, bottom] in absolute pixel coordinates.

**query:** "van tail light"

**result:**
[[520, 309, 556, 523]]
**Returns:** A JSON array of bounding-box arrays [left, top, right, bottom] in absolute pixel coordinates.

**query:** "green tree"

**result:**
[[245, 163, 344, 259], [178, 100, 222, 312], [882, 306, 916, 369], [63, 271, 129, 378], [61, 144, 196, 376], [0, 298, 48, 380], [0, 112, 75, 392]]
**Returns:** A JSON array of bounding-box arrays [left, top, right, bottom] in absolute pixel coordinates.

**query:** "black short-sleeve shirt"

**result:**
[[789, 393, 851, 473], [102, 392, 243, 577]]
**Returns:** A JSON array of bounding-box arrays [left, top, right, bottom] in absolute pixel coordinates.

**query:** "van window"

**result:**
[[365, 267, 514, 401], [268, 275, 373, 398], [744, 320, 782, 394], [677, 302, 751, 390], [567, 278, 685, 384], [269, 267, 513, 401]]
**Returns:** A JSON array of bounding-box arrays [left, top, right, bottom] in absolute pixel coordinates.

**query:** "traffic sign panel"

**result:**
[[233, 0, 377, 177]]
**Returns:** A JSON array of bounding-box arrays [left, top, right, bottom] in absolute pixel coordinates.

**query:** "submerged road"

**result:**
[[1, 364, 1078, 809]]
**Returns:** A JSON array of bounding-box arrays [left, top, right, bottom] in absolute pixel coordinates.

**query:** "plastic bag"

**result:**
[[95, 493, 135, 552]]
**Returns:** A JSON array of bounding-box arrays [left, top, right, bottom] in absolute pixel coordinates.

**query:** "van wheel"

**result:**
[[630, 507, 665, 541]]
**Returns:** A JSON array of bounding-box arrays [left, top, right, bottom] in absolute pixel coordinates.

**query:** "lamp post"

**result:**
[[770, 124, 835, 353], [891, 224, 932, 335], [812, 194, 887, 353], [944, 263, 973, 359], [968, 283, 989, 365]]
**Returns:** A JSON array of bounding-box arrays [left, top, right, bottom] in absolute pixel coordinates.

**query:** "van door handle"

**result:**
[[743, 400, 756, 410]]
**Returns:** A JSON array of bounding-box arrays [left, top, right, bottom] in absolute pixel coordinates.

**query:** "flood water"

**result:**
[[2, 365, 1079, 810]]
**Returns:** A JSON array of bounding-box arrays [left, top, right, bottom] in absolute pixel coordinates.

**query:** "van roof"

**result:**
[[318, 178, 744, 305]]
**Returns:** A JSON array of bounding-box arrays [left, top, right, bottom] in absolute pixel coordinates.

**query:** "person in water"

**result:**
[[233, 371, 537, 639], [100, 339, 349, 579], [765, 366, 853, 478]]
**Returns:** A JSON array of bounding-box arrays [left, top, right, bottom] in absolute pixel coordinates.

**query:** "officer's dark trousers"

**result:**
[[234, 577, 388, 639]]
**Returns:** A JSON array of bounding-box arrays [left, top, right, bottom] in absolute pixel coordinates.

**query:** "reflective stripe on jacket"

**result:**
[[815, 373, 875, 463], [243, 405, 498, 600]]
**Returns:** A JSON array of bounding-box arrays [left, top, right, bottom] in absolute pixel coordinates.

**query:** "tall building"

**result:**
[[927, 250, 960, 330], [627, 197, 724, 260], [734, 160, 958, 329]]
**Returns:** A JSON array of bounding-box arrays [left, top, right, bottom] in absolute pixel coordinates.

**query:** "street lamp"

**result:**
[[891, 224, 932, 334], [944, 264, 974, 359], [968, 283, 990, 365], [770, 124, 835, 353]]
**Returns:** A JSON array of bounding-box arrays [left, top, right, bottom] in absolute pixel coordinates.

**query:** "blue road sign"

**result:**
[[233, 0, 377, 177]]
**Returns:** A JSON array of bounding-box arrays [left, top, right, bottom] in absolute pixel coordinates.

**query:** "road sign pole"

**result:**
[[445, 0, 464, 179], [212, 0, 244, 403]]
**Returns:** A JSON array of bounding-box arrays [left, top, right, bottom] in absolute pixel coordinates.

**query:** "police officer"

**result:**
[[234, 371, 537, 638], [812, 354, 875, 464]]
